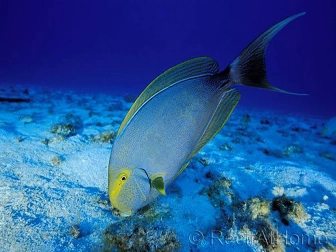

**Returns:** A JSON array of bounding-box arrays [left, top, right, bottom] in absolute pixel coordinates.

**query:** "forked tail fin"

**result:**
[[219, 12, 307, 95]]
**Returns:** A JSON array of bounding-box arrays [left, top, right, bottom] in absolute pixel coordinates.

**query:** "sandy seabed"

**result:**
[[0, 86, 335, 252]]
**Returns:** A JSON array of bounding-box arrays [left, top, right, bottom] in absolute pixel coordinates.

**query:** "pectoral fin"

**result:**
[[151, 176, 166, 196]]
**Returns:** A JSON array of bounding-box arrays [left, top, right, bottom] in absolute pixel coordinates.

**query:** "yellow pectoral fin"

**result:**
[[151, 175, 166, 196]]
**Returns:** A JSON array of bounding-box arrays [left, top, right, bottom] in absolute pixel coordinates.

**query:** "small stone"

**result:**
[[219, 143, 233, 151], [261, 148, 283, 158], [109, 101, 123, 111], [49, 135, 65, 144], [232, 137, 242, 144], [198, 157, 210, 166], [319, 152, 335, 161], [241, 114, 251, 125], [51, 156, 62, 166], [263, 148, 270, 155], [205, 171, 214, 179], [19, 115, 33, 124], [123, 93, 137, 103], [112, 207, 122, 217], [69, 225, 81, 239], [291, 127, 307, 132], [255, 135, 265, 143], [41, 138, 49, 146], [272, 186, 284, 197], [260, 119, 270, 125]]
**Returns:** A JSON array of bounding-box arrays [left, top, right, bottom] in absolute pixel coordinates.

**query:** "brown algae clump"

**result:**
[[317, 242, 336, 252], [50, 123, 75, 137], [255, 220, 285, 252], [90, 131, 115, 143], [50, 113, 82, 138], [103, 218, 180, 252], [202, 182, 286, 252], [287, 201, 310, 224], [282, 144, 303, 157], [201, 176, 234, 207], [272, 195, 309, 225], [246, 197, 270, 220], [51, 156, 62, 166], [236, 199, 284, 252]]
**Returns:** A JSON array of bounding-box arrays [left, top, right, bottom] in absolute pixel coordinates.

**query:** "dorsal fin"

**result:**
[[117, 57, 219, 136], [188, 89, 241, 159]]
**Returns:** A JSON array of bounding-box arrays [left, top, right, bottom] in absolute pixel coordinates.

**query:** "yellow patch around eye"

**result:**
[[110, 169, 131, 198]]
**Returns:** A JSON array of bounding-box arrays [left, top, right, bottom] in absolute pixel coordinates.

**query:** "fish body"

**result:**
[[108, 13, 305, 214], [110, 74, 236, 211]]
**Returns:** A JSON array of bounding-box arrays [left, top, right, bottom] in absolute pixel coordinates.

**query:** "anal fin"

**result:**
[[188, 89, 241, 159], [173, 162, 190, 180]]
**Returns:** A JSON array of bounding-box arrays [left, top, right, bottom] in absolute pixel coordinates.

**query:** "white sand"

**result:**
[[0, 86, 335, 251]]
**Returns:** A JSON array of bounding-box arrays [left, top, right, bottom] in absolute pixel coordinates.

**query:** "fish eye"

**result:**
[[121, 175, 127, 181]]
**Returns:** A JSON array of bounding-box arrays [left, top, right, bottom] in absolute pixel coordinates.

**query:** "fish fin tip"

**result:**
[[151, 176, 166, 196], [174, 162, 190, 180], [261, 83, 308, 96], [218, 12, 306, 95]]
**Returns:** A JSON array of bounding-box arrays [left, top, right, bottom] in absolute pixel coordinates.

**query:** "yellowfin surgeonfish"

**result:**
[[108, 13, 305, 215]]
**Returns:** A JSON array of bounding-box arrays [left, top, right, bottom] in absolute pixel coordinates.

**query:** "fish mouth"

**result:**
[[111, 167, 151, 214], [120, 211, 133, 217]]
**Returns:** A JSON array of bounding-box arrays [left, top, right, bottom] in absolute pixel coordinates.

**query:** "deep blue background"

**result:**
[[0, 0, 335, 117]]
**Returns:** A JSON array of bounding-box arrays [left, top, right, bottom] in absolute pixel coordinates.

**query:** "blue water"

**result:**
[[0, 0, 335, 116], [1, 2, 336, 251]]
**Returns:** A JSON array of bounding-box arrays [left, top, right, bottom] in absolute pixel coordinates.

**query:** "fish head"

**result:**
[[108, 167, 150, 215]]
